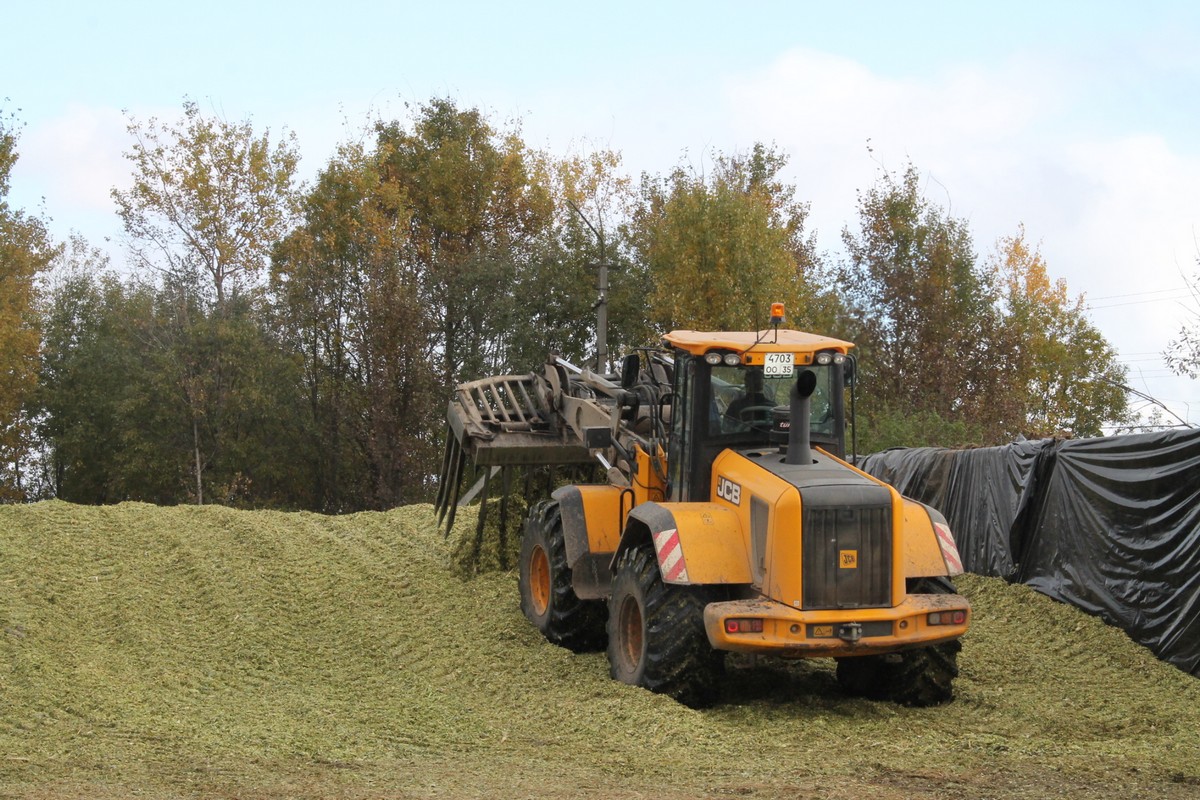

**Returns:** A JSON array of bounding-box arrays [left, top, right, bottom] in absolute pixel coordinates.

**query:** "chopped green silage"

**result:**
[[2, 500, 1198, 799]]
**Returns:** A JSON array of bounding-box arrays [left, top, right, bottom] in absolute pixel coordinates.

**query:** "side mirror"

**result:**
[[843, 356, 856, 387], [621, 353, 640, 389]]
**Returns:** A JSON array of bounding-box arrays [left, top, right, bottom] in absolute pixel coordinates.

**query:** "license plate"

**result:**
[[764, 352, 794, 377]]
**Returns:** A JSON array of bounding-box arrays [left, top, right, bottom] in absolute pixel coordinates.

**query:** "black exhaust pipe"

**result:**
[[784, 369, 817, 466]]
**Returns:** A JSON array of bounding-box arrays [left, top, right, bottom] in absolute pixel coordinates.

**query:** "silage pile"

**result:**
[[2, 500, 1198, 799]]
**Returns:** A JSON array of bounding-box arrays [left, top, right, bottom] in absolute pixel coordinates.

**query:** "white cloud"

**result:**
[[719, 47, 1200, 423], [19, 104, 128, 213]]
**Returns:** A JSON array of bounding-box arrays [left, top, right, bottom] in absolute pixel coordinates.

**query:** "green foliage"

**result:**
[[0, 109, 57, 501], [37, 237, 309, 507], [841, 164, 1128, 449], [990, 227, 1131, 438], [375, 98, 556, 384], [633, 143, 832, 333], [37, 243, 139, 501], [855, 405, 985, 454], [272, 141, 439, 510], [37, 256, 316, 507], [123, 289, 315, 507]]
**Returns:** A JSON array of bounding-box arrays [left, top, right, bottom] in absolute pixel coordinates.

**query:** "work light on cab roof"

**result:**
[[770, 302, 786, 326]]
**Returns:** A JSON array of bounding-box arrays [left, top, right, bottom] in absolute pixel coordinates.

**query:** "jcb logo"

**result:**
[[716, 476, 741, 506]]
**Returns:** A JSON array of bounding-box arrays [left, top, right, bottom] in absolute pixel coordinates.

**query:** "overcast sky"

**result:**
[[6, 0, 1200, 427]]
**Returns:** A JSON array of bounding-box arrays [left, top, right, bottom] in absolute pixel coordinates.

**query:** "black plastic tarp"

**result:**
[[857, 429, 1200, 677], [858, 441, 1046, 578]]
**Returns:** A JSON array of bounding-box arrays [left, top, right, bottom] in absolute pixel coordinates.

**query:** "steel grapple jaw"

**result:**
[[434, 368, 594, 534]]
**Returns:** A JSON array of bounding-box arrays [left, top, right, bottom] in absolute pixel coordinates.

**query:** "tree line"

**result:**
[[0, 98, 1136, 510]]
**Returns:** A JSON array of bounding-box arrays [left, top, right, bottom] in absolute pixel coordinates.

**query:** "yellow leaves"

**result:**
[[994, 224, 1073, 309], [0, 141, 54, 497], [987, 224, 1128, 438], [640, 156, 808, 333], [114, 100, 301, 305]]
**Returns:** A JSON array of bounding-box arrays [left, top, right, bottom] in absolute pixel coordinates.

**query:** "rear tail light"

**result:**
[[725, 618, 764, 634], [927, 610, 967, 626]]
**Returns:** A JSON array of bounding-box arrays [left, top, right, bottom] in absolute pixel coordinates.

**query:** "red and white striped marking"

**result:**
[[934, 522, 964, 576], [652, 528, 690, 584]]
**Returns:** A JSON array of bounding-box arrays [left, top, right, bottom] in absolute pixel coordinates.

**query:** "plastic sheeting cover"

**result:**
[[857, 429, 1200, 677]]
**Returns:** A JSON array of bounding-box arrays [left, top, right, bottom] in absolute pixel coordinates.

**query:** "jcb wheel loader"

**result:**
[[437, 309, 969, 707]]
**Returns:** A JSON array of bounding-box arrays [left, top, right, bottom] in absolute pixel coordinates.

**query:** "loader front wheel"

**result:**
[[885, 637, 961, 707], [607, 544, 724, 708], [885, 577, 962, 707], [519, 501, 606, 651]]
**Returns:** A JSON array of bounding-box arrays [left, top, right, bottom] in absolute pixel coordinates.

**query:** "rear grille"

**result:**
[[801, 503, 892, 609]]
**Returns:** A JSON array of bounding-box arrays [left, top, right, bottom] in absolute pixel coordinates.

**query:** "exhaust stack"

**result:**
[[785, 369, 817, 466]]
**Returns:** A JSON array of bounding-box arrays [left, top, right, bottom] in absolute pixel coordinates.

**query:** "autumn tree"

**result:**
[[840, 163, 1002, 449], [273, 142, 439, 510], [841, 165, 1129, 450], [1165, 253, 1200, 379], [108, 99, 303, 504], [505, 148, 646, 373], [991, 227, 1129, 438], [0, 109, 57, 500], [112, 99, 300, 305], [375, 98, 556, 387], [633, 143, 831, 333]]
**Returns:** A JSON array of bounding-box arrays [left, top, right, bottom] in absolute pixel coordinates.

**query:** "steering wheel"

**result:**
[[737, 404, 776, 431]]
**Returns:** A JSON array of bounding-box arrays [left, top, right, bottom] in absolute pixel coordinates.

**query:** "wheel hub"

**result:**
[[529, 545, 550, 616], [618, 595, 644, 671]]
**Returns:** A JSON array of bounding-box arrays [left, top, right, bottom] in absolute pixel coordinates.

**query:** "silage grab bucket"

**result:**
[[434, 368, 595, 544]]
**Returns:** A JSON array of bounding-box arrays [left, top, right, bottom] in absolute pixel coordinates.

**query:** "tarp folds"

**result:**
[[857, 429, 1200, 677]]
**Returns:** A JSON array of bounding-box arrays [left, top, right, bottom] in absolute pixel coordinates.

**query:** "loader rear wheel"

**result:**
[[607, 544, 724, 708], [519, 501, 606, 651]]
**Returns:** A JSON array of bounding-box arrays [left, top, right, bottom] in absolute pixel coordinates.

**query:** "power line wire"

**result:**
[[1087, 293, 1194, 310], [1088, 286, 1190, 302]]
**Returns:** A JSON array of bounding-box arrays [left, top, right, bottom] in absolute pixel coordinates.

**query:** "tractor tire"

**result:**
[[885, 577, 962, 707], [606, 543, 724, 708], [518, 500, 606, 652], [884, 636, 962, 707], [838, 577, 962, 706]]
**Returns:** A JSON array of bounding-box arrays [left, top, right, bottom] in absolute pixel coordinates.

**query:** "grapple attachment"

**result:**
[[435, 369, 596, 536]]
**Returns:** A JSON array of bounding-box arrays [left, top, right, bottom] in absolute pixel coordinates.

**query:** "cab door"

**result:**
[[666, 351, 696, 501]]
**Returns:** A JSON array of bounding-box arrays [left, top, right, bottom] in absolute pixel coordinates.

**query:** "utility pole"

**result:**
[[568, 200, 609, 372]]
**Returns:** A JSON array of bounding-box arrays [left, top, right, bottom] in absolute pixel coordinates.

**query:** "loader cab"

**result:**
[[663, 331, 853, 502]]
